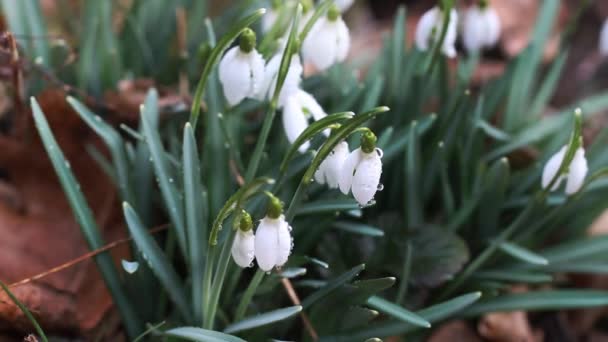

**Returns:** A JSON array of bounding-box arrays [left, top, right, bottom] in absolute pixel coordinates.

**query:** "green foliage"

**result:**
[[9, 0, 608, 340]]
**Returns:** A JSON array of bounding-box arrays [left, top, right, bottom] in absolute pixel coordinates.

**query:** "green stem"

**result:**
[[285, 181, 306, 221], [201, 245, 216, 326], [234, 269, 266, 321], [245, 102, 278, 182], [204, 230, 236, 329], [424, 0, 453, 76]]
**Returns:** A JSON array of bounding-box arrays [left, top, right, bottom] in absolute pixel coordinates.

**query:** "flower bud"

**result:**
[[541, 145, 588, 195], [461, 3, 500, 53], [415, 6, 458, 58], [302, 5, 350, 71], [231, 210, 255, 268]]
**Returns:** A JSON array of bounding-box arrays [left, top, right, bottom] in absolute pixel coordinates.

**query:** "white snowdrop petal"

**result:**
[[601, 19, 608, 56], [282, 96, 310, 152], [335, 0, 354, 12], [462, 8, 485, 52], [484, 8, 501, 47], [218, 47, 251, 106], [231, 230, 255, 268], [255, 218, 279, 271], [541, 146, 567, 190], [415, 7, 440, 52], [324, 142, 350, 189], [335, 19, 351, 63], [314, 167, 326, 184], [275, 216, 292, 267], [248, 50, 266, 98], [262, 9, 279, 33], [297, 90, 326, 121], [565, 148, 588, 195], [352, 151, 382, 205], [442, 9, 459, 58], [303, 19, 339, 71], [339, 148, 363, 194]]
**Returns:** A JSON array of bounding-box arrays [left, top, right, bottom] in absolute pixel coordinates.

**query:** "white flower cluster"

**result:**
[[231, 200, 293, 272], [415, 0, 501, 57]]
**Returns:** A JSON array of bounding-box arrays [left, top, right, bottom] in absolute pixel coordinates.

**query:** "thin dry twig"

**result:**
[[281, 277, 319, 341], [9, 224, 169, 288]]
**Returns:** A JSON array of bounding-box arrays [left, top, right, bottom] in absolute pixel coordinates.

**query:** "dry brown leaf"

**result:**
[[0, 88, 129, 338]]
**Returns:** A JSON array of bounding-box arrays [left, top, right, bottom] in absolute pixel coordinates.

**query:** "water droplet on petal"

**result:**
[[377, 183, 384, 191], [375, 148, 384, 158]]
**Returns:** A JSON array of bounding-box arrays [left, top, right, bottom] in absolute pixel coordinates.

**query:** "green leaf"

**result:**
[[280, 111, 354, 172], [302, 264, 366, 309], [389, 6, 406, 98], [223, 305, 302, 334], [462, 290, 608, 317], [333, 221, 384, 237], [367, 296, 430, 328], [67, 97, 133, 204], [409, 226, 469, 287], [183, 123, 205, 322], [405, 121, 422, 226], [122, 202, 191, 320], [140, 89, 187, 256], [295, 199, 360, 216], [474, 270, 553, 283], [30, 98, 142, 338], [189, 8, 266, 127], [499, 241, 549, 265], [165, 327, 246, 342], [1, 0, 50, 66], [383, 114, 436, 162], [0, 281, 48, 342], [529, 51, 568, 118]]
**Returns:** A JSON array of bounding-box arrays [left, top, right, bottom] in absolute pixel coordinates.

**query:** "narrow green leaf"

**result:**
[[499, 241, 549, 265], [224, 306, 302, 334], [122, 203, 191, 320], [405, 121, 421, 226], [383, 113, 436, 162], [183, 122, 204, 322], [389, 6, 406, 97], [295, 199, 360, 216], [140, 89, 187, 256], [367, 296, 430, 328], [333, 221, 384, 237], [165, 327, 246, 342], [462, 290, 608, 317], [30, 98, 142, 338], [530, 51, 568, 118], [280, 112, 354, 172], [0, 281, 48, 342], [302, 264, 366, 309], [474, 270, 553, 283]]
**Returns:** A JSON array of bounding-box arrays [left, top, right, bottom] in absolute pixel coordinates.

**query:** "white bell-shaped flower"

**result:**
[[541, 145, 588, 195], [600, 18, 608, 56], [335, 0, 355, 12], [231, 211, 255, 268], [302, 5, 350, 71], [262, 0, 282, 33], [315, 141, 350, 189], [415, 6, 458, 58], [282, 89, 327, 153], [258, 52, 303, 106], [231, 229, 255, 268], [254, 196, 292, 272], [339, 132, 383, 205], [218, 29, 265, 106], [461, 2, 501, 53]]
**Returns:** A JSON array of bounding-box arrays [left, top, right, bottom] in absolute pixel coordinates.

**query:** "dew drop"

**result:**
[[375, 148, 384, 158], [266, 271, 272, 275], [64, 161, 71, 169], [169, 178, 174, 183], [247, 262, 255, 268], [121, 259, 140, 274], [94, 115, 102, 122], [377, 183, 384, 191]]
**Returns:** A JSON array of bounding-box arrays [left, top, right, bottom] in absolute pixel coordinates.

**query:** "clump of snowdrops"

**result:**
[[7, 0, 608, 340]]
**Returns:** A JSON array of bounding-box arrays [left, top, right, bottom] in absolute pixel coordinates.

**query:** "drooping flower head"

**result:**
[[339, 130, 383, 205], [231, 210, 255, 268], [218, 28, 265, 106], [541, 144, 588, 196], [302, 4, 351, 71], [255, 194, 293, 272], [415, 5, 459, 58], [258, 48, 303, 105], [282, 89, 328, 153], [461, 0, 501, 53], [315, 140, 350, 189]]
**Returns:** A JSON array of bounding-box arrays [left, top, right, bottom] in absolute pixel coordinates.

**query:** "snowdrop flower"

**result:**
[[302, 5, 350, 71], [231, 210, 255, 268], [262, 0, 282, 33], [541, 145, 588, 195], [315, 141, 350, 189], [339, 131, 383, 205], [218, 28, 265, 106], [415, 5, 458, 58], [258, 51, 303, 105], [461, 0, 501, 53], [282, 89, 327, 152], [600, 18, 608, 56], [335, 0, 355, 12], [255, 195, 293, 272]]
